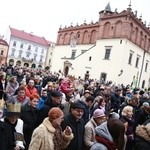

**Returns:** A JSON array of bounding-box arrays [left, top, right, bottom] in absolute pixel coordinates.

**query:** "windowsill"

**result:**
[[103, 58, 110, 60]]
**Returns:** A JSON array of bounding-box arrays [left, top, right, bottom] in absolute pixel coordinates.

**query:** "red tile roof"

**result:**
[[0, 39, 8, 46], [10, 27, 50, 46]]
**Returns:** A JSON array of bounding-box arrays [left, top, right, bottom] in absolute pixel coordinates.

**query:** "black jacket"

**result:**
[[20, 104, 39, 150], [61, 113, 85, 150], [0, 121, 15, 150]]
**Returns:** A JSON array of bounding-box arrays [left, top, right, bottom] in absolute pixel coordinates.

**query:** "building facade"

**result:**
[[0, 38, 9, 66], [51, 3, 150, 89], [4, 27, 54, 68]]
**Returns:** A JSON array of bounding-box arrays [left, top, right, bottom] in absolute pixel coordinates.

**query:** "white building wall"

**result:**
[[8, 36, 48, 67], [51, 38, 150, 88]]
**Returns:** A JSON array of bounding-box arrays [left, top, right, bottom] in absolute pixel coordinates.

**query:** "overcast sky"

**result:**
[[0, 0, 149, 42]]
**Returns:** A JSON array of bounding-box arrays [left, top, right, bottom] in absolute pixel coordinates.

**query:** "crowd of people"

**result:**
[[0, 65, 150, 150]]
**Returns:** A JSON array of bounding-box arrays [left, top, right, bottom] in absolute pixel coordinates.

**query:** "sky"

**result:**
[[0, 0, 149, 42]]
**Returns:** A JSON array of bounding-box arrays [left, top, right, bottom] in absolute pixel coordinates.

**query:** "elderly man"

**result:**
[[61, 101, 85, 150], [37, 90, 63, 126]]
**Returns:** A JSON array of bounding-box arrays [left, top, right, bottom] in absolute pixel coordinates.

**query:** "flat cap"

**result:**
[[51, 91, 63, 97]]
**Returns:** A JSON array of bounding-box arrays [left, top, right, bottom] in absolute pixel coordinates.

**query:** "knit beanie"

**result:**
[[48, 107, 63, 121]]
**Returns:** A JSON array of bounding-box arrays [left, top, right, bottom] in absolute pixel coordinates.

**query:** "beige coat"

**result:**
[[29, 117, 73, 150], [84, 117, 97, 149]]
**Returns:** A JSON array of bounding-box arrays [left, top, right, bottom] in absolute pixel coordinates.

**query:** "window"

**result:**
[[41, 49, 44, 54], [11, 49, 15, 56], [26, 52, 31, 57], [104, 48, 111, 60], [20, 43, 24, 48], [35, 47, 38, 52], [145, 62, 148, 72], [135, 57, 140, 68], [71, 50, 76, 59], [128, 53, 133, 64], [81, 50, 87, 54], [89, 56, 92, 61], [28, 45, 31, 50], [13, 41, 16, 47], [100, 72, 107, 82], [40, 55, 43, 62], [19, 50, 23, 57], [34, 54, 37, 60], [0, 50, 4, 55]]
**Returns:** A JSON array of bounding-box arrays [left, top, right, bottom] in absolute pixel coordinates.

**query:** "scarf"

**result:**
[[95, 135, 116, 150], [18, 96, 26, 103], [53, 126, 62, 150]]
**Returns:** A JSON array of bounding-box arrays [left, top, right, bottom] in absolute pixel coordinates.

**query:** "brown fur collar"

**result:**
[[136, 124, 150, 143]]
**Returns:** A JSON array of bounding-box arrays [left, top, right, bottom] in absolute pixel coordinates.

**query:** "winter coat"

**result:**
[[9, 95, 29, 106], [61, 113, 85, 150], [84, 117, 97, 149], [25, 85, 37, 97], [20, 104, 39, 150], [29, 117, 73, 150], [0, 80, 7, 100], [0, 121, 15, 150], [90, 122, 114, 150], [134, 124, 150, 150], [5, 81, 19, 97], [1, 118, 24, 149]]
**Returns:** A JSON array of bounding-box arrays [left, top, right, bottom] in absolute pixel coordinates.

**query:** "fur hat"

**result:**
[[48, 107, 63, 121]]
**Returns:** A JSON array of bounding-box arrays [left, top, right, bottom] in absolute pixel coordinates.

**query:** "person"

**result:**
[[120, 105, 135, 150], [79, 95, 95, 123], [0, 74, 7, 100], [134, 122, 150, 150], [5, 76, 19, 98], [84, 109, 106, 150], [0, 120, 15, 150], [1, 102, 25, 149], [37, 89, 48, 110], [91, 119, 125, 150], [29, 107, 73, 150], [25, 79, 37, 97], [0, 98, 5, 119], [8, 85, 29, 106], [37, 90, 63, 126], [110, 87, 122, 113], [20, 93, 40, 150], [80, 90, 91, 102], [61, 101, 85, 150]]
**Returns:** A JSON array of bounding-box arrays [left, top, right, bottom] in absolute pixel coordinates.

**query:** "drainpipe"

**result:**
[[138, 50, 146, 87]]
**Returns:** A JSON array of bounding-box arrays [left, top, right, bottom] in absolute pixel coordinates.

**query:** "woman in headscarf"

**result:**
[[91, 119, 125, 150]]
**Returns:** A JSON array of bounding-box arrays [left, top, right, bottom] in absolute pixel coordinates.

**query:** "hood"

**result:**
[[136, 124, 150, 143], [95, 121, 113, 142]]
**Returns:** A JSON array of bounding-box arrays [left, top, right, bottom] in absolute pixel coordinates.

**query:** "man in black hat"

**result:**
[[61, 101, 85, 150], [37, 90, 63, 126]]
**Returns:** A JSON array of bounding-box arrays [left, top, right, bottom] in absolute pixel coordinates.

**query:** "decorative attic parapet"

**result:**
[[99, 7, 150, 35], [58, 21, 99, 32]]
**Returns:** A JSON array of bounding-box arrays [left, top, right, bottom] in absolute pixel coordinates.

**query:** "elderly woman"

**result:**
[[5, 76, 19, 98], [29, 107, 74, 150], [91, 119, 125, 150], [84, 109, 106, 150], [120, 105, 135, 150]]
